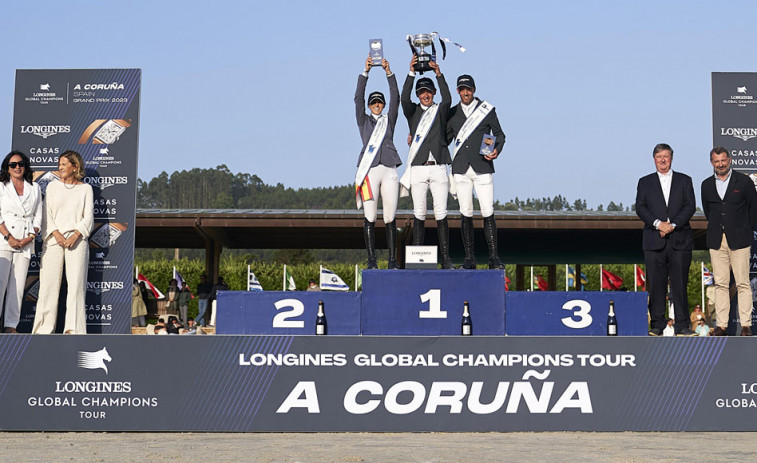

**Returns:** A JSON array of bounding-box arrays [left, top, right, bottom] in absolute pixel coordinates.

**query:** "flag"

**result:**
[[702, 265, 714, 286], [505, 275, 511, 291], [356, 177, 373, 203], [601, 268, 623, 290], [284, 265, 296, 291], [534, 274, 548, 291], [320, 266, 349, 291], [173, 267, 194, 298], [172, 267, 185, 289], [248, 266, 263, 291], [567, 266, 576, 288], [580, 273, 587, 289], [137, 273, 165, 299], [636, 266, 646, 291]]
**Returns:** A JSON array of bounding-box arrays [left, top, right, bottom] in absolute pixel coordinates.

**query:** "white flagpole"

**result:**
[[355, 264, 358, 291], [565, 264, 568, 291], [701, 261, 705, 310], [247, 265, 250, 291], [530, 266, 534, 291], [283, 264, 286, 291], [600, 264, 603, 292], [135, 266, 139, 280]]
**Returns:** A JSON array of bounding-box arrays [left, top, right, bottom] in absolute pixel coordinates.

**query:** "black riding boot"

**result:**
[[385, 220, 399, 269], [364, 219, 377, 269], [461, 215, 476, 269], [437, 218, 453, 269], [483, 215, 505, 269], [412, 217, 425, 246]]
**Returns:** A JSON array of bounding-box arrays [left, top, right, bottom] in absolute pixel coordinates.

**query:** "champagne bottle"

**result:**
[[461, 301, 472, 336], [315, 300, 327, 335], [607, 300, 618, 336]]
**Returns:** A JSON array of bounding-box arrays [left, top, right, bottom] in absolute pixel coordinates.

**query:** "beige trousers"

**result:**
[[31, 238, 89, 334], [709, 234, 752, 328]]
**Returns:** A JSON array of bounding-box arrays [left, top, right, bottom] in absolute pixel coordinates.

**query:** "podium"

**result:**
[[217, 270, 647, 336]]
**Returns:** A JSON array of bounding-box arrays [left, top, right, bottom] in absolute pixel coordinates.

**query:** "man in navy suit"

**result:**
[[701, 146, 757, 336], [636, 144, 696, 336]]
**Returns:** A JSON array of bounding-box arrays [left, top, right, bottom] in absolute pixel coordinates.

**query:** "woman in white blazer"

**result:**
[[32, 151, 94, 334], [0, 151, 42, 333]]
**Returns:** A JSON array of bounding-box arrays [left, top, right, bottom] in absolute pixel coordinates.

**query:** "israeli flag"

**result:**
[[247, 266, 263, 291], [320, 266, 349, 291]]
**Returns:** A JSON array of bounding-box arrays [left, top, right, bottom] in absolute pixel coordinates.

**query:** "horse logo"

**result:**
[[77, 347, 112, 374]]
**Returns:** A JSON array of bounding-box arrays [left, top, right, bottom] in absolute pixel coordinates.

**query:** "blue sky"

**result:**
[[2, 0, 755, 208]]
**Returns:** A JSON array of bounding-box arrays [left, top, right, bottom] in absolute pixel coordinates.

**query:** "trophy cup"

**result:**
[[407, 32, 465, 74], [407, 33, 439, 74]]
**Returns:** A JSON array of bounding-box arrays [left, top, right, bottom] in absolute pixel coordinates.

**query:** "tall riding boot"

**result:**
[[436, 218, 453, 269], [364, 219, 378, 269], [483, 215, 505, 269], [412, 217, 425, 246], [385, 220, 399, 269], [461, 215, 476, 269]]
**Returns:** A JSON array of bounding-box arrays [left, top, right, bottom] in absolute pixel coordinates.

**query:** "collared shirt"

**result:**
[[461, 100, 476, 118], [715, 170, 732, 200], [657, 170, 673, 206]]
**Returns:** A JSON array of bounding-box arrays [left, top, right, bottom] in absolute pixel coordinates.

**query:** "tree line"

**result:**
[[137, 165, 631, 212]]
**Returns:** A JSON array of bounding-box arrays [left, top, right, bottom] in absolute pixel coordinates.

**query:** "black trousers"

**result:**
[[644, 243, 692, 332]]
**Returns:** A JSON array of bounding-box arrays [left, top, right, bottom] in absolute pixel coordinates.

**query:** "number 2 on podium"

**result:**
[[418, 289, 447, 319]]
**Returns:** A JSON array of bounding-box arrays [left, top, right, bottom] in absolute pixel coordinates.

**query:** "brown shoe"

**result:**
[[3, 327, 16, 334], [712, 327, 728, 336], [741, 327, 752, 336]]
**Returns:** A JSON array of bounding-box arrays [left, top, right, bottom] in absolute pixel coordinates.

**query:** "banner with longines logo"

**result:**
[[711, 73, 757, 320], [0, 335, 756, 432], [11, 69, 141, 334]]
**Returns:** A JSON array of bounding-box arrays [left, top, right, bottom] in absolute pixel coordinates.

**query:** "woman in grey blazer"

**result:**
[[355, 56, 401, 269]]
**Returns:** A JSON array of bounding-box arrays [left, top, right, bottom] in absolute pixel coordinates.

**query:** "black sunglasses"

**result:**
[[8, 162, 25, 169]]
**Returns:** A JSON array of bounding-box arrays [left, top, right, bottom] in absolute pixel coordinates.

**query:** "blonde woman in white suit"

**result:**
[[32, 151, 94, 334], [0, 151, 42, 333]]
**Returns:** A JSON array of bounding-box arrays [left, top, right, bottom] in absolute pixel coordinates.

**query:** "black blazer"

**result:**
[[635, 171, 695, 251], [701, 170, 757, 250], [401, 73, 452, 165], [446, 98, 506, 175]]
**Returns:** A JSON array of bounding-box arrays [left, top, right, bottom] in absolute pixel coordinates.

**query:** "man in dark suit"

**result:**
[[445, 75, 506, 269], [701, 146, 757, 336], [400, 56, 453, 268], [636, 143, 696, 336]]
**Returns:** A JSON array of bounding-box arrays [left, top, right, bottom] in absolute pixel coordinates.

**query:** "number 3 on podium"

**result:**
[[561, 299, 593, 329]]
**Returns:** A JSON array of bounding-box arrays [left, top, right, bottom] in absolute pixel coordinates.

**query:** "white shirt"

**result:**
[[715, 169, 732, 200], [653, 170, 676, 229], [657, 170, 673, 206], [461, 100, 476, 118]]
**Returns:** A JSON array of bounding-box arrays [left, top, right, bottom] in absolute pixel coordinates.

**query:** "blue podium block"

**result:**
[[361, 269, 505, 335], [505, 291, 648, 336], [216, 291, 361, 335]]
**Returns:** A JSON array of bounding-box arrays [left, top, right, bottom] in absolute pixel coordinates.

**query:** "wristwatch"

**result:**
[[3, 234, 9, 241]]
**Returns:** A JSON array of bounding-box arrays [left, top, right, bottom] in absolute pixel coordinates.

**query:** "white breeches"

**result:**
[[411, 165, 449, 220], [454, 166, 494, 218], [31, 238, 89, 334], [0, 250, 31, 329], [363, 165, 399, 223]]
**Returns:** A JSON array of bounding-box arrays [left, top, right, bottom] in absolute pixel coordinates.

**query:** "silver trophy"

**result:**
[[407, 33, 440, 74], [407, 32, 466, 74]]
